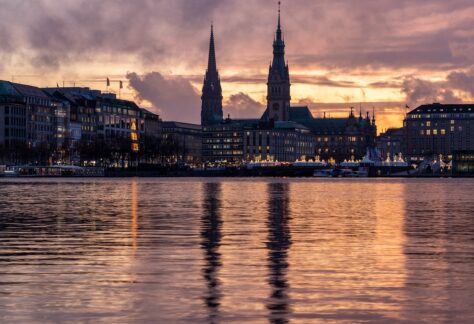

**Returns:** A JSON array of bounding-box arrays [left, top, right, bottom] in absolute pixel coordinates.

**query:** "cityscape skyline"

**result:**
[[2, 1, 474, 131]]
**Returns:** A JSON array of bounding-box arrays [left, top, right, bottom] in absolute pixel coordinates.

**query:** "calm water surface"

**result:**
[[1, 178, 474, 323]]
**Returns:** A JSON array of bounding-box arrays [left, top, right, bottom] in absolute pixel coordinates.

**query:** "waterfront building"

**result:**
[[46, 87, 146, 145], [0, 81, 28, 148], [288, 107, 376, 162], [452, 150, 474, 175], [376, 127, 404, 160], [404, 103, 474, 161], [142, 109, 162, 139], [0, 81, 69, 164], [202, 119, 249, 163], [162, 121, 202, 164], [243, 121, 314, 162]]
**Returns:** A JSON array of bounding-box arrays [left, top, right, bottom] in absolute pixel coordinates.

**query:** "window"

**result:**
[[433, 129, 438, 135], [441, 129, 446, 135], [426, 121, 431, 127]]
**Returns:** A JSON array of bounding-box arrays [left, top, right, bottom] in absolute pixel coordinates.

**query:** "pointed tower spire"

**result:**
[[207, 24, 217, 74], [201, 24, 223, 126], [262, 1, 291, 122], [277, 1, 281, 32]]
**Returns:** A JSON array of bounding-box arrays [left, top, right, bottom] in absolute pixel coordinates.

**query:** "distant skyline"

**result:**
[[2, 0, 474, 131]]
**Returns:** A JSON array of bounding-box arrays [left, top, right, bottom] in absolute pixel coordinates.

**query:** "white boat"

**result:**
[[4, 170, 19, 177]]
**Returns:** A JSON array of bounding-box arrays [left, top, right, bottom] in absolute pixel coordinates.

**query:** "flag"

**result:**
[[119, 80, 123, 89], [405, 104, 410, 109], [106, 78, 110, 87]]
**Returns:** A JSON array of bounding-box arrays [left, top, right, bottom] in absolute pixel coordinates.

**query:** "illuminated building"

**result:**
[[404, 103, 474, 161], [162, 121, 202, 164], [452, 151, 474, 175], [46, 87, 145, 144], [0, 81, 28, 148], [376, 128, 404, 160], [0, 81, 69, 163]]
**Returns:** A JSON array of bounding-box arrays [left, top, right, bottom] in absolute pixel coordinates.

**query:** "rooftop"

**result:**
[[162, 121, 202, 130], [409, 103, 474, 114]]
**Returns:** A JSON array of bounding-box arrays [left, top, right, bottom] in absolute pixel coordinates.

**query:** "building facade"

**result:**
[[376, 127, 404, 160], [0, 81, 28, 148], [244, 121, 314, 162], [1, 82, 164, 165], [202, 120, 247, 163], [162, 121, 202, 164], [405, 103, 474, 161]]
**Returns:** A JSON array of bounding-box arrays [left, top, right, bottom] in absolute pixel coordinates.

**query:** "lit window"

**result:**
[[441, 129, 446, 135]]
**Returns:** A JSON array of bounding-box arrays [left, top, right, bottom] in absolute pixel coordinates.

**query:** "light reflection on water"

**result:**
[[1, 178, 474, 323]]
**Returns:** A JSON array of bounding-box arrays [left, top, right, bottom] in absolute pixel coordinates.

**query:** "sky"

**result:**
[[2, 0, 474, 131]]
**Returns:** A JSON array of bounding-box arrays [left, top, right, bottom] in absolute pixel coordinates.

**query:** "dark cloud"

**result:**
[[3, 0, 474, 72], [400, 72, 474, 106], [224, 92, 265, 118], [291, 75, 358, 88], [446, 69, 474, 97], [126, 72, 201, 123]]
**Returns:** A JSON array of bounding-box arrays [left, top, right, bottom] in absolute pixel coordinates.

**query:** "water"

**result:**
[[1, 178, 474, 323]]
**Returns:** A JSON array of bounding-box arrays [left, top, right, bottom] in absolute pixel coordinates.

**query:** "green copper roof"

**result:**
[[0, 81, 21, 96]]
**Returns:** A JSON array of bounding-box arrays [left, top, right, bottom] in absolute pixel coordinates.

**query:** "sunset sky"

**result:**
[[2, 0, 474, 131]]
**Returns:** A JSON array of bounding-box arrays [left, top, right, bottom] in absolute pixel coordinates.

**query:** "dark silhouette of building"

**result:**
[[201, 182, 223, 323], [376, 127, 404, 160], [289, 107, 376, 162], [262, 3, 291, 122], [266, 182, 292, 323], [162, 121, 202, 163], [405, 103, 474, 161], [201, 25, 224, 126]]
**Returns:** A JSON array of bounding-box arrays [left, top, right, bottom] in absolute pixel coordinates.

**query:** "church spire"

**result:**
[[277, 1, 282, 40], [201, 24, 223, 126], [207, 24, 217, 74]]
